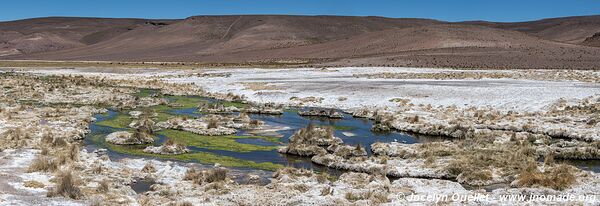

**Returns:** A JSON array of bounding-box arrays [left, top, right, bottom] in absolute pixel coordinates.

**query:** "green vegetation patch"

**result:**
[[89, 133, 282, 171], [222, 101, 248, 109], [158, 129, 279, 153], [134, 88, 159, 98], [148, 95, 207, 121], [165, 95, 206, 109], [90, 95, 285, 171], [95, 113, 132, 129], [320, 124, 355, 131]]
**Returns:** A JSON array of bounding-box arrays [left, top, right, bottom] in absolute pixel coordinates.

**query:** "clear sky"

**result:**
[[1, 0, 599, 22]]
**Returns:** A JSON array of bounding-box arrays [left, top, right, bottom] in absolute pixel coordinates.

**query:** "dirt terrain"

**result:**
[[1, 15, 600, 69]]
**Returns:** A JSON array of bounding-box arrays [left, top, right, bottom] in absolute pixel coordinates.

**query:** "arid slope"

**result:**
[[2, 15, 600, 69]]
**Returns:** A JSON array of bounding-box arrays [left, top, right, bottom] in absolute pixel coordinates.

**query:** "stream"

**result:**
[[83, 93, 599, 181]]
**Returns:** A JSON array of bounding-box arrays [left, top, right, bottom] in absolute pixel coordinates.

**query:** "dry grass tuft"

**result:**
[[345, 190, 389, 204], [184, 167, 228, 185], [204, 167, 228, 183], [292, 184, 310, 192], [142, 162, 157, 173], [67, 143, 80, 162], [97, 180, 110, 193], [47, 170, 83, 199], [207, 118, 219, 129], [24, 180, 45, 188], [176, 201, 194, 206], [316, 172, 331, 184], [544, 153, 555, 166], [320, 186, 333, 196], [515, 164, 576, 190], [28, 155, 58, 172]]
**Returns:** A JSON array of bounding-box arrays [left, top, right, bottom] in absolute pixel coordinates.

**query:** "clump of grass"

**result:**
[[345, 191, 367, 202], [514, 164, 576, 190], [40, 146, 50, 155], [424, 155, 436, 167], [407, 115, 419, 123], [273, 167, 313, 179], [184, 167, 228, 185], [24, 180, 45, 188], [289, 124, 337, 146], [132, 128, 153, 144], [206, 118, 219, 129], [47, 170, 83, 199], [292, 184, 309, 192], [444, 141, 535, 182], [320, 186, 333, 196], [460, 169, 493, 183], [249, 119, 262, 127], [92, 163, 103, 174], [142, 162, 156, 173], [97, 180, 110, 193], [67, 143, 80, 162], [316, 172, 331, 184], [544, 153, 555, 166], [204, 167, 228, 183], [184, 167, 202, 183], [345, 190, 389, 204], [175, 201, 194, 206], [28, 155, 58, 172]]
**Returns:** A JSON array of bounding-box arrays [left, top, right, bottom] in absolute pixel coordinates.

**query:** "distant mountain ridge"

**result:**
[[2, 15, 600, 69]]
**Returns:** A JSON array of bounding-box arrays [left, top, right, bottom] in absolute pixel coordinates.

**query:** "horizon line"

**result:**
[[2, 13, 599, 23]]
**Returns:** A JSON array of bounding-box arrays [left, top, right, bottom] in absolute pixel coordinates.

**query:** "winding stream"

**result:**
[[84, 93, 599, 176]]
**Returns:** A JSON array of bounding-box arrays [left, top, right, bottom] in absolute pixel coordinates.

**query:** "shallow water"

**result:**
[[84, 94, 436, 172], [84, 95, 599, 175], [130, 178, 155, 194], [559, 159, 600, 173]]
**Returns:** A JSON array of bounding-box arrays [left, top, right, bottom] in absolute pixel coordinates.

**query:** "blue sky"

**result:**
[[1, 0, 599, 22]]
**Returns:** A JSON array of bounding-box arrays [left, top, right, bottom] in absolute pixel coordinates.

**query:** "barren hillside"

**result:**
[[2, 15, 600, 69]]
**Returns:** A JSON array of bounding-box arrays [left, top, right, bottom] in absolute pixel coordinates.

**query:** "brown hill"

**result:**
[[8, 15, 441, 61], [0, 17, 174, 56], [582, 32, 600, 47], [2, 15, 600, 69], [464, 15, 600, 45]]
